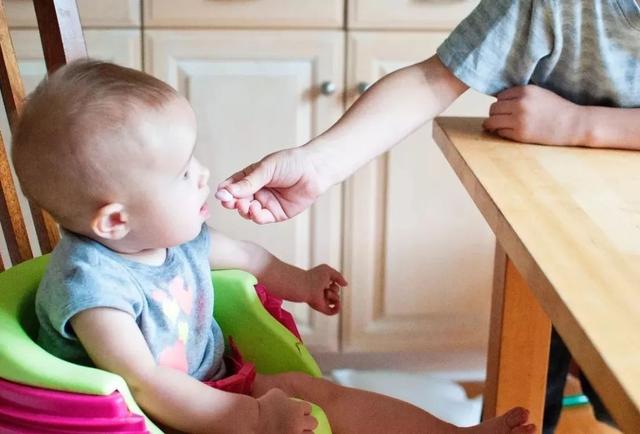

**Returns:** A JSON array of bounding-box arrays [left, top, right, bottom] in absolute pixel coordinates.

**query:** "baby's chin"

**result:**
[[142, 226, 204, 250], [179, 224, 206, 245]]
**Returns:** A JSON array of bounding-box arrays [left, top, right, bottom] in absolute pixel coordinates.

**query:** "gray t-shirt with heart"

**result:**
[[36, 224, 226, 381]]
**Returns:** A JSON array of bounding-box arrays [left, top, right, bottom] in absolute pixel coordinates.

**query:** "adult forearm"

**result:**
[[305, 55, 467, 188], [578, 106, 640, 150], [132, 366, 259, 434]]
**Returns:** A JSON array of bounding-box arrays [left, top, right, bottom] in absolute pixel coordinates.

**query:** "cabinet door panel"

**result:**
[[145, 30, 344, 351], [0, 30, 142, 265], [343, 31, 494, 364], [145, 0, 343, 28], [348, 0, 480, 30]]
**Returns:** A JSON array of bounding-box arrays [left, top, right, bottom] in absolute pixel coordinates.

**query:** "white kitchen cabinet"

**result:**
[[341, 31, 495, 361]]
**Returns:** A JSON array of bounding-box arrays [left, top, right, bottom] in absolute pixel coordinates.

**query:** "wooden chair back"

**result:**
[[0, 0, 87, 270]]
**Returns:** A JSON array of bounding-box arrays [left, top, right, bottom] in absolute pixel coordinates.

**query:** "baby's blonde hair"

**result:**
[[12, 59, 178, 230]]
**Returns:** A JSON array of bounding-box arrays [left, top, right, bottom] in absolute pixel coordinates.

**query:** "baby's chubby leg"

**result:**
[[253, 373, 534, 434]]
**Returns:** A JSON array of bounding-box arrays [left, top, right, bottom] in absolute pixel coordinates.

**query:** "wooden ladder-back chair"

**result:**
[[0, 2, 331, 432], [0, 0, 85, 269]]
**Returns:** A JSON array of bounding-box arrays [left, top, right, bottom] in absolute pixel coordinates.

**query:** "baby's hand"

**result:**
[[256, 388, 318, 434], [305, 264, 348, 315]]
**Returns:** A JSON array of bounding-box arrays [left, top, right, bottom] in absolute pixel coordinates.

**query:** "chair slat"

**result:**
[[28, 0, 89, 253], [0, 0, 89, 262], [34, 0, 87, 70], [0, 132, 32, 265], [0, 1, 33, 265]]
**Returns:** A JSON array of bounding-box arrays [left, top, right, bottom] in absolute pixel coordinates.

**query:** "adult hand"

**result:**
[[483, 85, 587, 146], [215, 147, 330, 224]]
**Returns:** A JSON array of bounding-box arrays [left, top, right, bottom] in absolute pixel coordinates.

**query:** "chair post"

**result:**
[[0, 1, 33, 266], [33, 0, 87, 71], [26, 0, 88, 253]]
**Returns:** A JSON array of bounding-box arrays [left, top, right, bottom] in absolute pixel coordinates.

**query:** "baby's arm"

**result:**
[[484, 85, 640, 150], [70, 308, 316, 434], [208, 227, 347, 314]]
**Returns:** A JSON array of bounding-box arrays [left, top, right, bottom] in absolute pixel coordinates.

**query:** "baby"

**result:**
[[11, 59, 534, 434]]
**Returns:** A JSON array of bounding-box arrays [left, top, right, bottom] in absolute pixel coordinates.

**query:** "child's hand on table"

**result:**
[[483, 84, 586, 146], [304, 264, 348, 315], [256, 388, 318, 434]]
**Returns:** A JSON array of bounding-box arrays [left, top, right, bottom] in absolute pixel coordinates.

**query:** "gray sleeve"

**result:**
[[437, 0, 555, 95], [41, 260, 143, 340]]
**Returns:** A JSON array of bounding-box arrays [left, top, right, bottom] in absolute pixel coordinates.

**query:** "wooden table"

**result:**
[[433, 117, 640, 433]]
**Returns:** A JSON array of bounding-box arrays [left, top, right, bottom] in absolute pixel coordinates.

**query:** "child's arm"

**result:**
[[216, 54, 468, 223], [70, 308, 317, 434], [483, 85, 640, 150], [208, 227, 347, 315]]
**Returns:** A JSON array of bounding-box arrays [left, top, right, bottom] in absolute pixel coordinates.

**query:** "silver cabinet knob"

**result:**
[[357, 82, 370, 94], [320, 81, 336, 96]]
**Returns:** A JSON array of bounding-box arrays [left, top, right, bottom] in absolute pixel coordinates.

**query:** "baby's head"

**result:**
[[12, 59, 211, 252]]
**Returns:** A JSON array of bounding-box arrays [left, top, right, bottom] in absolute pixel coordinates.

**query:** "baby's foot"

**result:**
[[464, 407, 535, 434]]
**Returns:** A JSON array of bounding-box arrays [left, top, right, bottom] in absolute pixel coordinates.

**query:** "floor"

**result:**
[[555, 376, 620, 434], [460, 375, 621, 434]]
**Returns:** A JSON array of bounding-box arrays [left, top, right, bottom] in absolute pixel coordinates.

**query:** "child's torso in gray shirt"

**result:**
[[36, 224, 226, 381], [437, 0, 640, 106]]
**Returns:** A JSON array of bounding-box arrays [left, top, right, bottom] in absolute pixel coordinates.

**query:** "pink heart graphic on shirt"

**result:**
[[168, 276, 193, 315], [157, 340, 188, 372], [151, 290, 167, 302]]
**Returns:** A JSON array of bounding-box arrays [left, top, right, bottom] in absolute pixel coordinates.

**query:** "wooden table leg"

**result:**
[[483, 244, 552, 432]]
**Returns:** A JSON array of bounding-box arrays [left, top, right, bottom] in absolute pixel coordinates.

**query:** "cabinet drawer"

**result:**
[[144, 0, 343, 28], [348, 0, 480, 30], [4, 0, 140, 28]]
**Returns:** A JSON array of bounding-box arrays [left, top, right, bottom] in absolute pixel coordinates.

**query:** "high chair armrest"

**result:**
[[212, 269, 322, 377]]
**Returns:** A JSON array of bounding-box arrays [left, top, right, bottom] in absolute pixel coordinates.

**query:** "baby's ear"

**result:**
[[91, 203, 130, 240]]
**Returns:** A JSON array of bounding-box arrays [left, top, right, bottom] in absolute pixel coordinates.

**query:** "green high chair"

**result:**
[[0, 1, 330, 431]]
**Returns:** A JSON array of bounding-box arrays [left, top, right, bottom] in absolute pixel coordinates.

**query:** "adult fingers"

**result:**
[[255, 189, 289, 222], [248, 200, 277, 224]]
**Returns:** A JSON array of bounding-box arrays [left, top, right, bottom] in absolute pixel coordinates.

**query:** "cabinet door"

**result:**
[[145, 30, 344, 351], [4, 0, 140, 28], [348, 0, 480, 30], [342, 31, 495, 362], [144, 0, 343, 29], [0, 30, 142, 265]]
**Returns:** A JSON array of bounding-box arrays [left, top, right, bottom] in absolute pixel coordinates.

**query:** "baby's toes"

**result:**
[[510, 424, 536, 434], [505, 407, 529, 428]]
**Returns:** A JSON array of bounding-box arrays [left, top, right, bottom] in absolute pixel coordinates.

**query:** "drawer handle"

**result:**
[[320, 81, 336, 96], [357, 82, 370, 94]]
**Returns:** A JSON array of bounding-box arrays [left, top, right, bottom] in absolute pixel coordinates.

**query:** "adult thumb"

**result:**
[[217, 162, 272, 199]]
